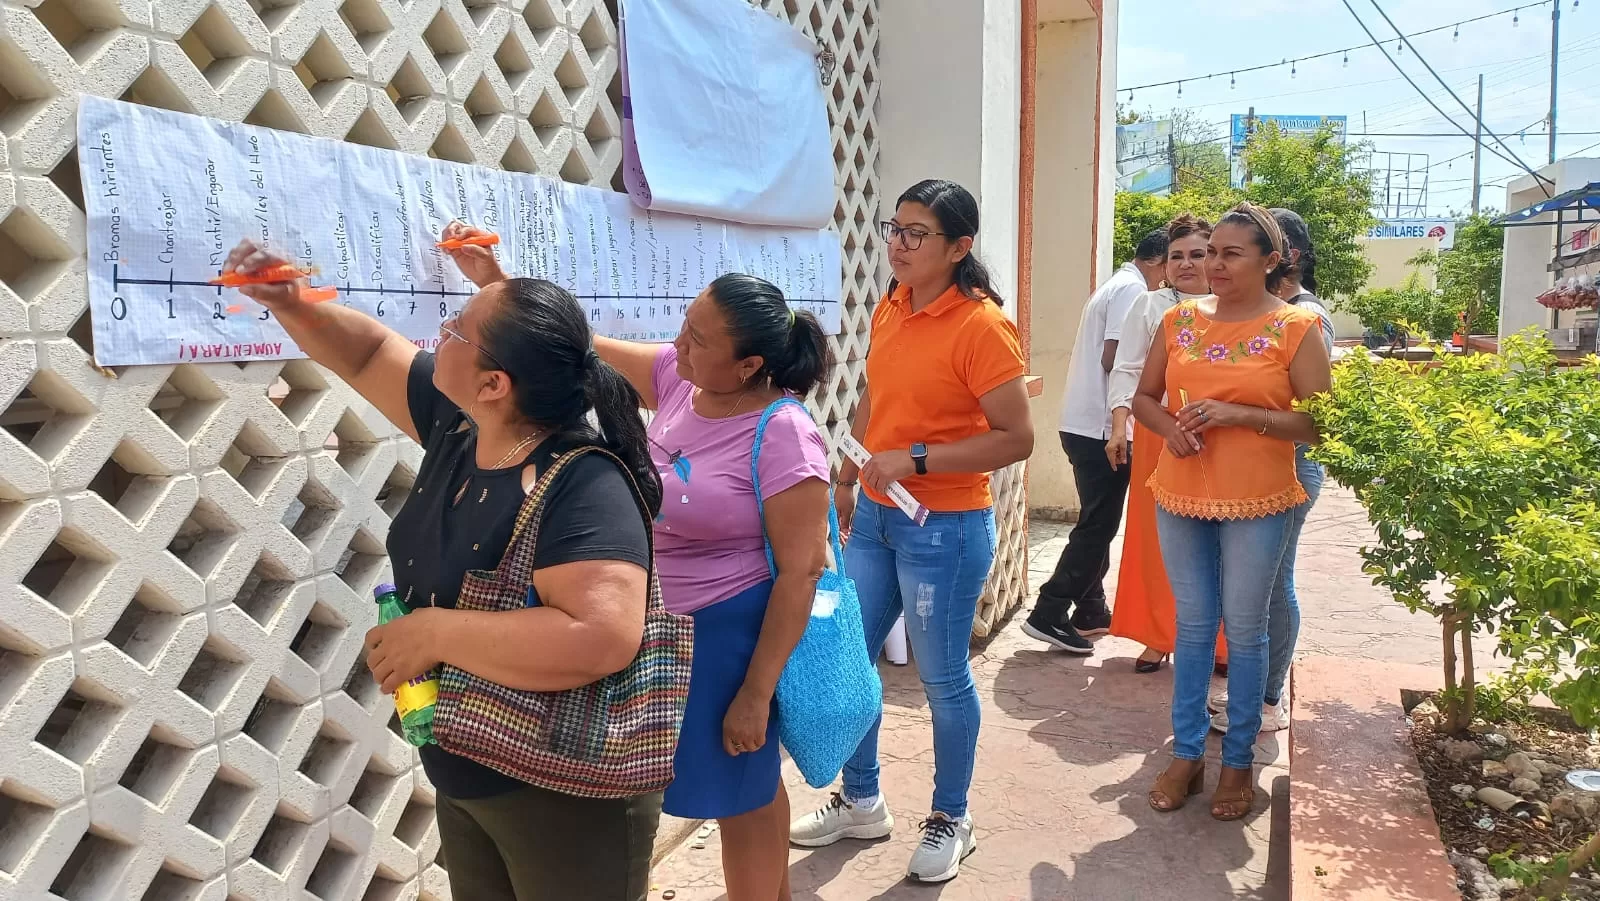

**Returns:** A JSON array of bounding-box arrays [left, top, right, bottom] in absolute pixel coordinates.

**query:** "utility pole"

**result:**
[[1472, 74, 1485, 215], [1244, 106, 1256, 187], [1167, 131, 1178, 193], [1549, 0, 1561, 165]]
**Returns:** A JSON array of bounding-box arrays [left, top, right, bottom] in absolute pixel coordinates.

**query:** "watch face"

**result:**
[[911, 443, 927, 458]]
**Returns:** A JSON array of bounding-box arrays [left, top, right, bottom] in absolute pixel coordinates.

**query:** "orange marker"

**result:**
[[436, 233, 500, 250], [209, 264, 316, 287], [224, 284, 339, 313]]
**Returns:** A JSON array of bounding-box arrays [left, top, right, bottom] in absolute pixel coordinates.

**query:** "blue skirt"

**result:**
[[662, 580, 782, 820]]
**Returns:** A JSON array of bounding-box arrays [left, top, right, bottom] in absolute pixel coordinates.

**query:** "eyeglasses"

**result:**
[[879, 221, 946, 251], [440, 319, 508, 373]]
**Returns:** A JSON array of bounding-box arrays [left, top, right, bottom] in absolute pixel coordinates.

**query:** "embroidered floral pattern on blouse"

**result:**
[[1174, 303, 1287, 364]]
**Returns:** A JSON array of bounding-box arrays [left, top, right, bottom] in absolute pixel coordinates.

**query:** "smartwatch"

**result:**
[[910, 443, 929, 476]]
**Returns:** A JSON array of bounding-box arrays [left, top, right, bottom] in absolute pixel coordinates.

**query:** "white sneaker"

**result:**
[[1208, 687, 1228, 714], [1211, 699, 1290, 733], [789, 792, 894, 847], [907, 813, 976, 883]]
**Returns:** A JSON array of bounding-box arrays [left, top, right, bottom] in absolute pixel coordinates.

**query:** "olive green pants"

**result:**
[[434, 783, 663, 901]]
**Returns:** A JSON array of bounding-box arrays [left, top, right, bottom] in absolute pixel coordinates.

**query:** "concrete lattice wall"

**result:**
[[0, 0, 1028, 896]]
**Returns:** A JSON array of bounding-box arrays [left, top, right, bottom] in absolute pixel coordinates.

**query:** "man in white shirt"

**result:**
[[1023, 229, 1168, 654]]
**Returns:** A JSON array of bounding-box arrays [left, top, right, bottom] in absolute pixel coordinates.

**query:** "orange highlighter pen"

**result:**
[[210, 266, 338, 312], [436, 233, 500, 251]]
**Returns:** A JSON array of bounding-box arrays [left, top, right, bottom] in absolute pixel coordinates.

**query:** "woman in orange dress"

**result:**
[[1136, 203, 1331, 821], [1104, 215, 1226, 672]]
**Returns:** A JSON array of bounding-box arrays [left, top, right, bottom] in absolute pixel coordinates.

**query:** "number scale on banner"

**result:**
[[77, 96, 842, 367]]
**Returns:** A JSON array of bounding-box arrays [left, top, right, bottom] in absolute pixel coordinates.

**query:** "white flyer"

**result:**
[[839, 434, 930, 527], [619, 0, 834, 229], [77, 95, 842, 367]]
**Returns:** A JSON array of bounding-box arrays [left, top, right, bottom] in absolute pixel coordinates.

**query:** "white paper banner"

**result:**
[[620, 0, 834, 229], [77, 95, 842, 367]]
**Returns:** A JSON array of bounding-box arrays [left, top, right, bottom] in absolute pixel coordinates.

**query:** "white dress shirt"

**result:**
[[1058, 262, 1149, 440]]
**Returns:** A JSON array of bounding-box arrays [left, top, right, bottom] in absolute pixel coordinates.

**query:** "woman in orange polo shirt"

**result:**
[[1133, 203, 1331, 822], [788, 179, 1033, 883]]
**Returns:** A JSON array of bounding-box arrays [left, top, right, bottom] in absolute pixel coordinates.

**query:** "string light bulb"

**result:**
[[1514, 10, 1520, 26], [1343, 51, 1349, 67], [1397, 39, 1404, 54], [1291, 61, 1297, 78], [1453, 25, 1460, 40], [1230, 72, 1236, 89], [1177, 81, 1183, 97]]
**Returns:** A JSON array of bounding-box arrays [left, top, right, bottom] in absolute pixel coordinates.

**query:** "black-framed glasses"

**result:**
[[880, 220, 946, 251], [440, 320, 507, 373]]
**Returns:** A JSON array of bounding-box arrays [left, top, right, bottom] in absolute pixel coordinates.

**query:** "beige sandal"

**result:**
[[1211, 767, 1256, 821], [1148, 761, 1205, 812]]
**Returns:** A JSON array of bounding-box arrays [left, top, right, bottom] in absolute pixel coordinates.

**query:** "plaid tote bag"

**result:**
[[432, 446, 693, 799]]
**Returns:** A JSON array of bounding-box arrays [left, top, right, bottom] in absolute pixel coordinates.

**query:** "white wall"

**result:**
[[1025, 12, 1107, 518], [1500, 157, 1600, 341], [876, 0, 1020, 306]]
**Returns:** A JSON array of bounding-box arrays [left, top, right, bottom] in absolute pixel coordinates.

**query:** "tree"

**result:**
[[1305, 332, 1600, 737], [1341, 271, 1457, 342], [1165, 108, 1231, 194], [1111, 120, 1379, 301], [1112, 187, 1237, 267], [1408, 212, 1503, 335], [1241, 123, 1378, 300]]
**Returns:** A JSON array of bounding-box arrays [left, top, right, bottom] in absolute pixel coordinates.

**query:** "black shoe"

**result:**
[[1022, 617, 1094, 655], [1069, 605, 1112, 640]]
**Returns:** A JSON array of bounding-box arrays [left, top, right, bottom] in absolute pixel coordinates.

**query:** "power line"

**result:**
[[1362, 0, 1552, 194], [1118, 1, 1556, 96], [1337, 0, 1550, 191]]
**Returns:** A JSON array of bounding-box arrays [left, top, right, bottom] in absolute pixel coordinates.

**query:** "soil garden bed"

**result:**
[[1409, 696, 1600, 900]]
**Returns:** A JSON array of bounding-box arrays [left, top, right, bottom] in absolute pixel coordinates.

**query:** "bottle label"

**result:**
[[395, 672, 439, 720]]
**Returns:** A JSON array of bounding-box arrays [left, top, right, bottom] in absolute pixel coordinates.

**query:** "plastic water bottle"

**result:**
[[374, 583, 439, 747]]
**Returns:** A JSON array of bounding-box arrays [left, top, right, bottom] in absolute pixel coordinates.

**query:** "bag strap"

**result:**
[[750, 397, 846, 580], [490, 445, 658, 585]]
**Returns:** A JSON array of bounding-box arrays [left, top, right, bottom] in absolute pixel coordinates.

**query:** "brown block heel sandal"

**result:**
[[1211, 768, 1256, 821], [1148, 762, 1205, 812]]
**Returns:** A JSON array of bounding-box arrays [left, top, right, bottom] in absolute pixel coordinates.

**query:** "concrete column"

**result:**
[[1024, 0, 1112, 518], [875, 0, 1021, 309]]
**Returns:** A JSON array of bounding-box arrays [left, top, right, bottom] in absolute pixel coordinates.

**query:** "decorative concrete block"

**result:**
[[0, 1, 893, 897]]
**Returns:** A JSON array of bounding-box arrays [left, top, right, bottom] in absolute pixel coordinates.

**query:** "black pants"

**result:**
[[435, 782, 663, 901], [1031, 431, 1132, 625]]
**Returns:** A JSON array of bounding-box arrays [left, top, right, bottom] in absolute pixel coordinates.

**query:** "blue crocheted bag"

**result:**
[[752, 398, 883, 789]]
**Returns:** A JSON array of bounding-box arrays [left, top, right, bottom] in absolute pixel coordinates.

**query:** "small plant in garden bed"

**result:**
[[1410, 699, 1600, 901]]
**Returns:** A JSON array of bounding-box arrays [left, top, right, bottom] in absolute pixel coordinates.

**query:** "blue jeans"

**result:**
[[1265, 447, 1324, 705], [842, 499, 996, 819], [1155, 508, 1293, 770]]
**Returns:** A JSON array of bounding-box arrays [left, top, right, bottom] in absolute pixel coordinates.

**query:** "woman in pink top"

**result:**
[[445, 222, 833, 900]]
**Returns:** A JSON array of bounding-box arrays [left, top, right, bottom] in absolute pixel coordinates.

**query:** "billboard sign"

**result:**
[[1116, 119, 1173, 196], [1230, 114, 1348, 151], [1367, 218, 1456, 250]]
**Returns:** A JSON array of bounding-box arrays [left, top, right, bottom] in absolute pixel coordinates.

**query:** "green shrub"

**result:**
[[1305, 331, 1600, 734]]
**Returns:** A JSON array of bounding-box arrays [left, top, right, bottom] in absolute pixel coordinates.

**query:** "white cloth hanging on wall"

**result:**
[[620, 0, 835, 229]]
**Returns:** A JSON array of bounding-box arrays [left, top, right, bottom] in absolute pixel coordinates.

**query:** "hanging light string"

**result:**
[[1120, 0, 1559, 102]]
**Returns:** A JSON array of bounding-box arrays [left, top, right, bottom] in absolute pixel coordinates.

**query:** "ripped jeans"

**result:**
[[842, 498, 996, 819]]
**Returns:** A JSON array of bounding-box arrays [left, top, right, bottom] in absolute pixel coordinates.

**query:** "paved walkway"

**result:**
[[649, 484, 1463, 900]]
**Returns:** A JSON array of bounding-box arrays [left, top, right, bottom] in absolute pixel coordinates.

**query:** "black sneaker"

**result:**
[[1021, 617, 1094, 655], [1069, 605, 1112, 640]]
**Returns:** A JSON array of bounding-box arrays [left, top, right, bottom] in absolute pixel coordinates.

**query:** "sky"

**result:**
[[1116, 0, 1600, 217]]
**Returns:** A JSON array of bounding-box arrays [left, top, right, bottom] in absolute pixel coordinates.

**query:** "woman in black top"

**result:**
[[221, 238, 665, 901]]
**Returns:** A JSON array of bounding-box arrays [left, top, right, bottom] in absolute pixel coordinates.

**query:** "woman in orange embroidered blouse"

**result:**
[[1132, 203, 1332, 823]]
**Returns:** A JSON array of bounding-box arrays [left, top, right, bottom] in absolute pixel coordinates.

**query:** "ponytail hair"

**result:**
[[707, 273, 833, 397], [887, 179, 1003, 306], [1270, 207, 1319, 295], [479, 278, 663, 517]]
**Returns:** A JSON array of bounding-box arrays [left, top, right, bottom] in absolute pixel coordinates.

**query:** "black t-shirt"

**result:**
[[389, 352, 652, 799]]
